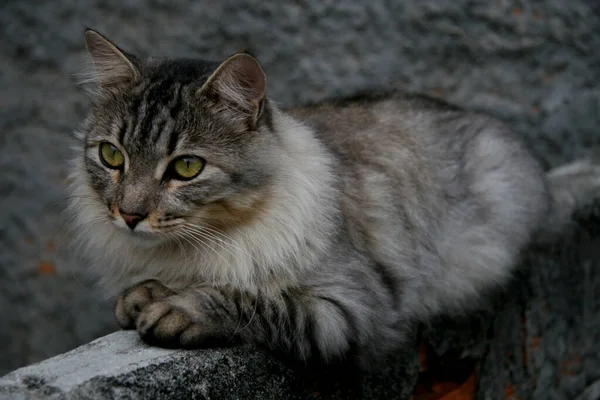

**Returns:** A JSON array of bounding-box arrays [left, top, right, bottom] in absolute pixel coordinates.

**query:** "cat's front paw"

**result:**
[[136, 297, 222, 349], [115, 279, 175, 329]]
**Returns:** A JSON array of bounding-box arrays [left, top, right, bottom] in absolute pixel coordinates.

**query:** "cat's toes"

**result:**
[[136, 300, 206, 348], [115, 279, 175, 329]]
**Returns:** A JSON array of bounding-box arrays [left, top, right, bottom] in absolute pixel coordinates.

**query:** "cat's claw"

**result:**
[[115, 279, 175, 329], [136, 299, 208, 348]]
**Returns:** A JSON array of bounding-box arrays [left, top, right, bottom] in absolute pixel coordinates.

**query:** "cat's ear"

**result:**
[[199, 52, 266, 127], [82, 29, 139, 91]]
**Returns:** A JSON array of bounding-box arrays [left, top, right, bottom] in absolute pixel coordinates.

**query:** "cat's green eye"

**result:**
[[171, 156, 204, 180], [99, 142, 125, 169]]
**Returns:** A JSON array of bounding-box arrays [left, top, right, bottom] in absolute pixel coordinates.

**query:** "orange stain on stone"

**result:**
[[505, 385, 515, 399], [46, 239, 56, 252], [414, 372, 477, 400], [37, 261, 57, 275], [414, 341, 476, 400]]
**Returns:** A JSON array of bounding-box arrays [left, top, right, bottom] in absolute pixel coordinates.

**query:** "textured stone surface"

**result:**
[[1, 0, 600, 382], [0, 331, 419, 400], [475, 201, 600, 400]]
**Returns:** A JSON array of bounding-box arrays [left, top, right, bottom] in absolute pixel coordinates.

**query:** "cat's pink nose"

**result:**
[[120, 211, 146, 230]]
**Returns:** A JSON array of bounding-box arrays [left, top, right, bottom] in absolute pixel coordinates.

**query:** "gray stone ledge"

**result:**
[[0, 331, 418, 400]]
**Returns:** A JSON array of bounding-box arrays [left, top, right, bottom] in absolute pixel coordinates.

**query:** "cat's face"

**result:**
[[75, 29, 276, 244]]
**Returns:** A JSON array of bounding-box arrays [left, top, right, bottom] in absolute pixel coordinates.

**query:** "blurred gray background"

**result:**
[[1, 0, 599, 375]]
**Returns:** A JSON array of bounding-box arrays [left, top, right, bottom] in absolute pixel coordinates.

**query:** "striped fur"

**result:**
[[70, 29, 564, 367]]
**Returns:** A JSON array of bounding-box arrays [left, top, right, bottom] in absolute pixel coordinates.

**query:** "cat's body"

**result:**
[[71, 30, 585, 367], [290, 93, 549, 318]]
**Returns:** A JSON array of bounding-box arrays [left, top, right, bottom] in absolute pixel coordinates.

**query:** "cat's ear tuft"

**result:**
[[81, 29, 139, 91], [199, 53, 266, 124]]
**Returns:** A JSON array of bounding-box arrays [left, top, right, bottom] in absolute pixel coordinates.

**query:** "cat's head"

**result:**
[[71, 29, 281, 246]]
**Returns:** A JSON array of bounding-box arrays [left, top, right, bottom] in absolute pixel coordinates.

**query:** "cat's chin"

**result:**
[[112, 226, 167, 248]]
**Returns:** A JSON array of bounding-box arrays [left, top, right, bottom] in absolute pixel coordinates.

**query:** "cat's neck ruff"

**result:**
[[71, 106, 340, 295], [206, 108, 341, 290]]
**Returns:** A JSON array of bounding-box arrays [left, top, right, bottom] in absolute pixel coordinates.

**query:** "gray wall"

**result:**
[[1, 0, 599, 375]]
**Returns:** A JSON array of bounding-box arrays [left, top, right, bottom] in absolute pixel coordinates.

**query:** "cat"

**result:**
[[69, 28, 599, 368]]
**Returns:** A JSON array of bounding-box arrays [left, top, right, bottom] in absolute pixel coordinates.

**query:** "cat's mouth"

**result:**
[[109, 219, 173, 248], [107, 206, 195, 245], [110, 216, 164, 238], [110, 206, 179, 236], [109, 213, 188, 243]]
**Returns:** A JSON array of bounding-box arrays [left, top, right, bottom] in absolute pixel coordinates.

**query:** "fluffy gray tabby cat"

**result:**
[[70, 29, 599, 367]]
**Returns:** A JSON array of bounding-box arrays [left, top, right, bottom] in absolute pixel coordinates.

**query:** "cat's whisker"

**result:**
[[175, 232, 206, 261], [156, 231, 186, 259], [228, 290, 246, 342], [186, 219, 240, 243], [182, 226, 240, 268], [183, 222, 274, 280], [183, 217, 256, 258], [232, 294, 258, 338], [151, 224, 184, 234], [184, 214, 235, 233], [191, 212, 303, 265], [176, 230, 231, 273], [172, 236, 188, 261], [160, 230, 190, 264], [184, 223, 251, 260], [174, 232, 215, 282]]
